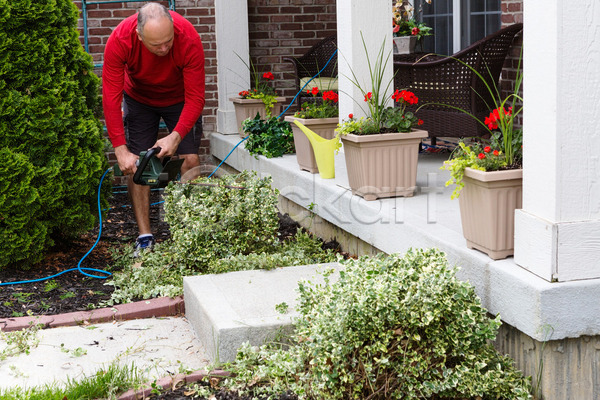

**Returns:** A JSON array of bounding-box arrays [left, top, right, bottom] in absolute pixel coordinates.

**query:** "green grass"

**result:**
[[0, 362, 146, 400]]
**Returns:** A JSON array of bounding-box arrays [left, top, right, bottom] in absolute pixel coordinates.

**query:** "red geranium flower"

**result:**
[[484, 146, 491, 153], [478, 153, 486, 160], [322, 90, 338, 103], [311, 87, 319, 95], [391, 89, 418, 105], [493, 150, 499, 156], [348, 113, 354, 119], [364, 92, 372, 102], [484, 107, 512, 130], [412, 27, 420, 36], [262, 72, 274, 80]]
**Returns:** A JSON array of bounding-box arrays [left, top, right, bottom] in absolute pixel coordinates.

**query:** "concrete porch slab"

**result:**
[[207, 132, 600, 342]]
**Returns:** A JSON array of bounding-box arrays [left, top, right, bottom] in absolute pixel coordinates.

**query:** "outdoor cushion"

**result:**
[[283, 35, 338, 110], [299, 77, 338, 92]]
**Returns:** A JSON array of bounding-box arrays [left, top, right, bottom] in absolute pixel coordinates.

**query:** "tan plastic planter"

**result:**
[[284, 116, 338, 173], [459, 167, 523, 260], [230, 97, 286, 136], [341, 129, 428, 200]]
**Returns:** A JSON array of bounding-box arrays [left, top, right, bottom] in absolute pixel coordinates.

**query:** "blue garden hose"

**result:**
[[0, 168, 113, 286], [1, 48, 339, 286]]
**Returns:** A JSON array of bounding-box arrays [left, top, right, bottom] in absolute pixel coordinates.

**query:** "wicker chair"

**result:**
[[284, 35, 338, 110], [394, 23, 523, 145]]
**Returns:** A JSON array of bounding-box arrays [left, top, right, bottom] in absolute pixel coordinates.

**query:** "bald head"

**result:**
[[136, 3, 174, 57]]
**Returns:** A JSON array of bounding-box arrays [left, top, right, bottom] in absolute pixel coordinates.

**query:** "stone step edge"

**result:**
[[0, 295, 185, 332]]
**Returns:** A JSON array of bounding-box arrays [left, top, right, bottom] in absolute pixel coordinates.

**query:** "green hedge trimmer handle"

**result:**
[[133, 147, 162, 185], [113, 147, 184, 188]]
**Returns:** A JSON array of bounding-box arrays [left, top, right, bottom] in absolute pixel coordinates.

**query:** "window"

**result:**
[[418, 0, 501, 55]]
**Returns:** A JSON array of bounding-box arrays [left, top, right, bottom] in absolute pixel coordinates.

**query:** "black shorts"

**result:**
[[123, 92, 202, 155]]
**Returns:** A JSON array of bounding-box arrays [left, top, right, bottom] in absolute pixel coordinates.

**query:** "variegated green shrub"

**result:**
[[221, 249, 531, 399], [106, 171, 335, 304], [163, 170, 280, 267]]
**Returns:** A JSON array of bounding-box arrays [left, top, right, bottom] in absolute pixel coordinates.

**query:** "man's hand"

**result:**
[[155, 131, 182, 158], [114, 145, 139, 175]]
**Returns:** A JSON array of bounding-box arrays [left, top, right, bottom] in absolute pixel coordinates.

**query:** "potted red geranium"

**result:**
[[392, 1, 433, 54], [284, 87, 339, 173], [334, 34, 428, 200], [441, 53, 523, 259], [230, 65, 285, 136]]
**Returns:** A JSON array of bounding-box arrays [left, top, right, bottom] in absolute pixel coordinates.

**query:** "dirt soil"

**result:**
[[149, 385, 298, 400], [0, 188, 325, 319]]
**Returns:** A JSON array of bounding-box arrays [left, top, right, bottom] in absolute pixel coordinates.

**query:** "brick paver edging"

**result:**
[[117, 370, 231, 400], [0, 295, 184, 332]]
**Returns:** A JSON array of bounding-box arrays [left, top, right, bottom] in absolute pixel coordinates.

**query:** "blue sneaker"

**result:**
[[134, 234, 155, 258]]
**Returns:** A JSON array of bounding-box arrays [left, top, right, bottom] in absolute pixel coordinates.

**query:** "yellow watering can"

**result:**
[[292, 120, 341, 179]]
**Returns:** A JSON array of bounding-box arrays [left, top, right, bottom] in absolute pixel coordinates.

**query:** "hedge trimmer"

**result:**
[[113, 147, 183, 187]]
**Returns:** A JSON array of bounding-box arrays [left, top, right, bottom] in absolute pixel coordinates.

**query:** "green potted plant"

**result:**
[[284, 87, 339, 173], [241, 114, 295, 159], [336, 35, 428, 200], [440, 54, 523, 260], [392, 1, 433, 54], [230, 59, 286, 136]]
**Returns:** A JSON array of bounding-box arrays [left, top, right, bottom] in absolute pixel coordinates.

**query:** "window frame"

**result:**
[[418, 0, 501, 54]]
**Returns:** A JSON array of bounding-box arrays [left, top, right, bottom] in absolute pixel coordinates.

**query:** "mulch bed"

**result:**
[[0, 187, 332, 319], [147, 386, 298, 400], [0, 189, 149, 318]]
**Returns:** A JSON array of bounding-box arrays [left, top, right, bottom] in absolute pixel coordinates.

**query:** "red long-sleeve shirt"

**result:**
[[102, 11, 205, 148]]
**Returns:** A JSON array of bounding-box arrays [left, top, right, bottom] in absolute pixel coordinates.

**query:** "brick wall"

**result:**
[[74, 0, 336, 175], [73, 0, 217, 175], [247, 0, 337, 101], [501, 0, 523, 127]]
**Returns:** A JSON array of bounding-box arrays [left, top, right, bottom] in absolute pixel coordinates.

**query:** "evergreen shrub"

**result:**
[[0, 0, 108, 268]]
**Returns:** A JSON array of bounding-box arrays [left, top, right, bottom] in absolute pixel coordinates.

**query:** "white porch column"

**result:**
[[336, 0, 393, 123], [215, 0, 250, 134], [515, 0, 600, 282]]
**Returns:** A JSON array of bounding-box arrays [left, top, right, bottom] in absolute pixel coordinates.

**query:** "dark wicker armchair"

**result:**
[[394, 23, 523, 145], [284, 35, 338, 110]]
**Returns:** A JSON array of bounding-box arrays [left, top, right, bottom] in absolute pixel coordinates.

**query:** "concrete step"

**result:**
[[183, 262, 342, 363]]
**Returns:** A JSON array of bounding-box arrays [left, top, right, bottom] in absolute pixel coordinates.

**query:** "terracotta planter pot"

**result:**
[[393, 36, 417, 54], [230, 97, 286, 136], [341, 129, 428, 200], [284, 116, 338, 173], [459, 167, 523, 260]]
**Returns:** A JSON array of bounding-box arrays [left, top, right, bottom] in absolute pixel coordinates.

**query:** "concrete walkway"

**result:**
[[0, 314, 209, 392], [0, 262, 341, 394]]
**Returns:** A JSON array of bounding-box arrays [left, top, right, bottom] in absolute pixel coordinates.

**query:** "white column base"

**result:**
[[514, 209, 557, 282], [515, 209, 600, 282], [217, 108, 238, 135]]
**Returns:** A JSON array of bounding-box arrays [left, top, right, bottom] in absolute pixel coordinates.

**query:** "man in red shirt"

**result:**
[[103, 3, 205, 256]]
